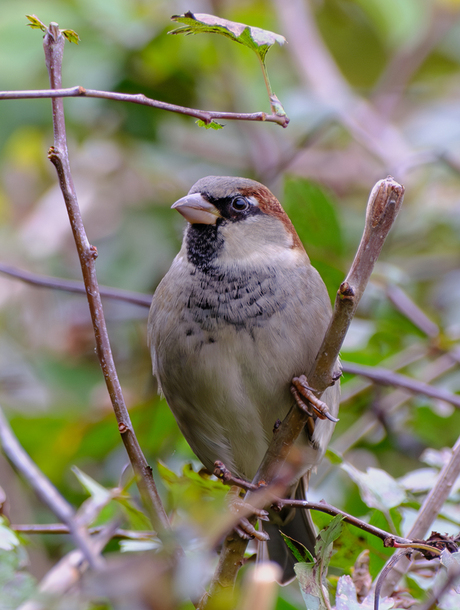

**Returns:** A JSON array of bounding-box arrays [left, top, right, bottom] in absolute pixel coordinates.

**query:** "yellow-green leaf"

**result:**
[[26, 15, 46, 32], [170, 12, 285, 63], [62, 29, 80, 44]]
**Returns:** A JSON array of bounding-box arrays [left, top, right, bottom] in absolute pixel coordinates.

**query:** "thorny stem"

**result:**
[[200, 177, 404, 607], [43, 23, 169, 535]]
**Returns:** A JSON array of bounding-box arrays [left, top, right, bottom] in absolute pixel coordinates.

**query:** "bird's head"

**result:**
[[172, 176, 306, 270]]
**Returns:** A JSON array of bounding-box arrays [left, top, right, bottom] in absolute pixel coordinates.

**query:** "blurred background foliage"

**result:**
[[1, 0, 460, 607]]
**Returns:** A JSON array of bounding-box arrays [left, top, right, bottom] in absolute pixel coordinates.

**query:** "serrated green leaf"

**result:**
[[280, 531, 314, 563], [195, 119, 224, 130], [315, 514, 344, 560], [62, 29, 80, 44], [170, 12, 285, 62], [26, 15, 46, 32]]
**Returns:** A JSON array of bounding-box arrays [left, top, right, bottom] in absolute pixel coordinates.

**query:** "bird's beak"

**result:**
[[171, 193, 222, 225]]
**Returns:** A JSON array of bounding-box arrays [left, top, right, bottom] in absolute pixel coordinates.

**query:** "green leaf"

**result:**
[[0, 518, 20, 551], [341, 463, 406, 511], [170, 12, 285, 63], [61, 29, 80, 44], [315, 514, 344, 559], [294, 562, 325, 610], [280, 532, 314, 563], [115, 495, 152, 531], [26, 14, 46, 32], [325, 447, 344, 465], [195, 119, 224, 130]]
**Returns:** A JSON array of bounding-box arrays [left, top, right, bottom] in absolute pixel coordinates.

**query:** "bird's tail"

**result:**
[[261, 477, 317, 585]]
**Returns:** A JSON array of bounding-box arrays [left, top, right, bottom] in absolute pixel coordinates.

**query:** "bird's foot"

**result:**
[[291, 375, 339, 423], [228, 486, 270, 542]]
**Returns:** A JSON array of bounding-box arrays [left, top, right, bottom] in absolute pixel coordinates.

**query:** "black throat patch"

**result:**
[[186, 222, 225, 272]]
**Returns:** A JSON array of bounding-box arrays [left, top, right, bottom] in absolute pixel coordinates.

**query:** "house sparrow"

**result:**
[[148, 176, 340, 582]]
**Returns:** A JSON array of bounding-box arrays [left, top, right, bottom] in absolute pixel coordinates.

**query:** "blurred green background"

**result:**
[[1, 0, 460, 606]]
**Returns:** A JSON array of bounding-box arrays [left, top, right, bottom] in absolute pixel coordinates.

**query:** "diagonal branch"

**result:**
[[42, 22, 168, 534], [0, 406, 102, 569], [378, 433, 460, 598]]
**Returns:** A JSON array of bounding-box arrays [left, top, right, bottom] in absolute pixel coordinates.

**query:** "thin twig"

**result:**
[[0, 85, 289, 127], [333, 349, 459, 455], [341, 361, 460, 408], [200, 177, 404, 606], [0, 406, 102, 569], [42, 22, 168, 533], [18, 522, 119, 610], [0, 263, 152, 307], [11, 523, 154, 539], [213, 462, 409, 547]]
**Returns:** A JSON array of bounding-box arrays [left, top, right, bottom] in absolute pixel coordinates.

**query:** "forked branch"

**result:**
[[42, 22, 169, 534]]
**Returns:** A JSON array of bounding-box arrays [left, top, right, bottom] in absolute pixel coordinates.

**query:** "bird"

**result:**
[[147, 176, 340, 582]]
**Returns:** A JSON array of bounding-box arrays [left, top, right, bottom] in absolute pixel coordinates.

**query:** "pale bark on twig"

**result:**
[[42, 23, 168, 533]]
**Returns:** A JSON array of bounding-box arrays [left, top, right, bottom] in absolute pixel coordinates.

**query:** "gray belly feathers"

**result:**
[[148, 256, 336, 480]]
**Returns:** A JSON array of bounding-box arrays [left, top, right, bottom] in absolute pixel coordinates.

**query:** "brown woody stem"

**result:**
[[43, 23, 169, 535]]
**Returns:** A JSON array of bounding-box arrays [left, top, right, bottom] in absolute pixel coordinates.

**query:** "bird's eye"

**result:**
[[231, 197, 249, 212]]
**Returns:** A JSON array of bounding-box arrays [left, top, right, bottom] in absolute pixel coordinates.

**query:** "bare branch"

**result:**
[[11, 523, 154, 540], [0, 263, 152, 307], [333, 349, 459, 455], [341, 361, 460, 408], [0, 406, 102, 569], [213, 462, 411, 547], [42, 22, 168, 533], [0, 85, 289, 127]]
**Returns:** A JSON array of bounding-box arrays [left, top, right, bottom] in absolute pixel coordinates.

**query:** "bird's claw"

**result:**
[[234, 517, 270, 542], [291, 375, 339, 423]]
